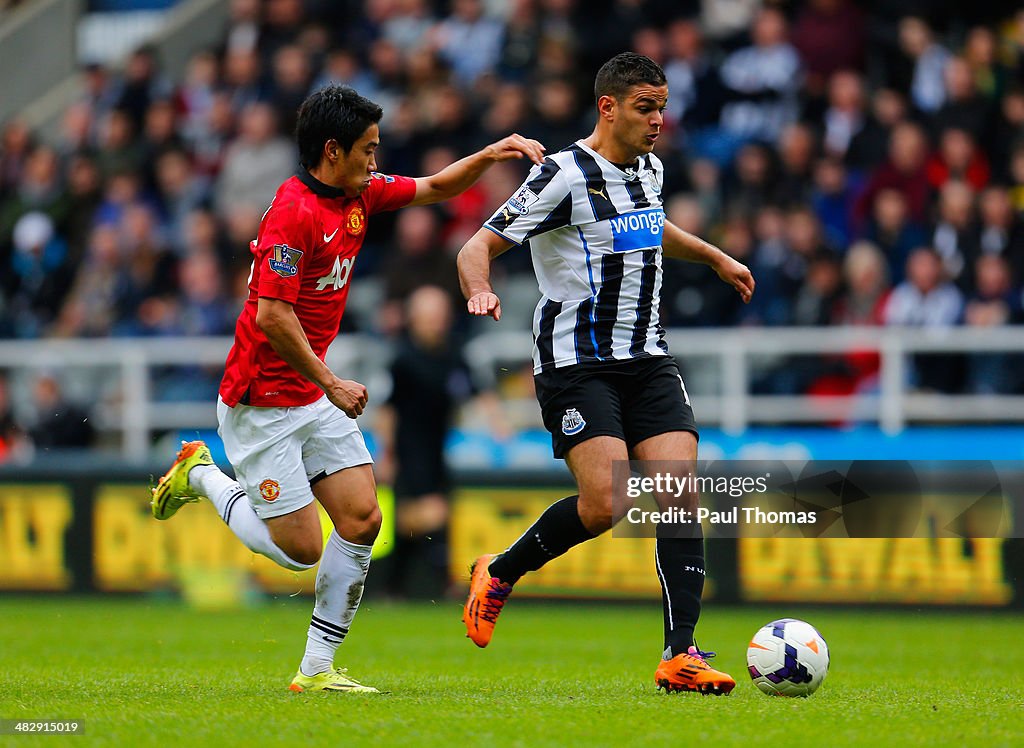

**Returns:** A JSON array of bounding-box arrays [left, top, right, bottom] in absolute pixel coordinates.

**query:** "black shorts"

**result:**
[[534, 355, 698, 459]]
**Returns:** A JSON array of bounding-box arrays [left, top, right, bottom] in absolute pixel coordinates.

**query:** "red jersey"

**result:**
[[220, 169, 416, 407]]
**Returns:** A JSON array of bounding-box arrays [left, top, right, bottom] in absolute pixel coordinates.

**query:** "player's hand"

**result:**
[[326, 378, 369, 418], [715, 255, 755, 304], [486, 134, 546, 166], [467, 292, 502, 321]]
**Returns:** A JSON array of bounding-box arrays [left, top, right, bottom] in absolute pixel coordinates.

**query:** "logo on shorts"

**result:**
[[561, 408, 586, 436], [259, 479, 281, 502]]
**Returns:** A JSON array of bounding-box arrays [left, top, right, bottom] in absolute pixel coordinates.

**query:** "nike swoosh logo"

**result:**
[[324, 228, 339, 243]]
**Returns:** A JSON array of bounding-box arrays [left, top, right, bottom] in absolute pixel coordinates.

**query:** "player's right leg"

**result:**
[[465, 365, 628, 648], [464, 436, 628, 647], [152, 400, 319, 572]]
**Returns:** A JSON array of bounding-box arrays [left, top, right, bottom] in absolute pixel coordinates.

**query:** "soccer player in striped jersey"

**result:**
[[458, 53, 754, 694]]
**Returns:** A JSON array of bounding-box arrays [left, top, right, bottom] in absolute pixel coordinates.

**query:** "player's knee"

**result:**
[[588, 507, 616, 534], [289, 544, 323, 567], [348, 504, 382, 545], [280, 536, 323, 566], [655, 488, 698, 514], [578, 492, 616, 534]]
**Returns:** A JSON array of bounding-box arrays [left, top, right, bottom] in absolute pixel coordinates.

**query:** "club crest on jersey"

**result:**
[[561, 408, 586, 436], [347, 206, 365, 236], [259, 479, 281, 502], [645, 168, 663, 195], [506, 185, 540, 216], [269, 244, 303, 277]]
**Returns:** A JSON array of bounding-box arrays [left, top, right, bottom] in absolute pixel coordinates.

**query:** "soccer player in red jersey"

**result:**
[[152, 85, 545, 693]]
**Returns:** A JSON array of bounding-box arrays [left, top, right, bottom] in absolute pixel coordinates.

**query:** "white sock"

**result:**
[[300, 531, 372, 676], [189, 464, 313, 572]]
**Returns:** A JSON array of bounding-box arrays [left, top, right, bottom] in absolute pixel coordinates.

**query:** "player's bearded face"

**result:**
[[614, 84, 668, 156], [334, 123, 380, 196]]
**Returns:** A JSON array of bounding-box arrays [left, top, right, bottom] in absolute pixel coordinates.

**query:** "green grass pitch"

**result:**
[[1, 597, 1022, 747]]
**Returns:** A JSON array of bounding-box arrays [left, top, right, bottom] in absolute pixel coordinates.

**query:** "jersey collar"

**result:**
[[297, 167, 348, 199], [575, 140, 643, 177]]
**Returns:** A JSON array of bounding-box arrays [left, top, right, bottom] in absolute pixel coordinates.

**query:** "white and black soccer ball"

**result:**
[[746, 618, 829, 697]]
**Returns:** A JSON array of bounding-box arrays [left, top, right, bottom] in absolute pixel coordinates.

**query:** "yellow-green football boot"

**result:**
[[288, 667, 380, 693], [151, 440, 213, 520]]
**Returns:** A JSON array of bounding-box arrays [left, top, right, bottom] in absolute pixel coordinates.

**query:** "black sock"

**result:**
[[655, 531, 705, 657], [488, 495, 594, 585]]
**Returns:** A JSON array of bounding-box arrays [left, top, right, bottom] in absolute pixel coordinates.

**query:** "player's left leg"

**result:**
[[632, 431, 734, 694], [288, 395, 382, 693], [622, 357, 735, 694], [288, 463, 381, 693], [633, 431, 703, 656]]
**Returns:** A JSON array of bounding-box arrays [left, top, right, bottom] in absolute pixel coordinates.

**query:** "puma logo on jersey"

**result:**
[[587, 186, 608, 200], [317, 256, 355, 291], [323, 228, 339, 243]]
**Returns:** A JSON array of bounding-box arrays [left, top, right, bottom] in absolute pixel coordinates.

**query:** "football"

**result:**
[[746, 618, 830, 697]]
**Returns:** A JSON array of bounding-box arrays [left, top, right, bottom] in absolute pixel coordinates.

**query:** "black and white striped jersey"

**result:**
[[485, 140, 669, 374]]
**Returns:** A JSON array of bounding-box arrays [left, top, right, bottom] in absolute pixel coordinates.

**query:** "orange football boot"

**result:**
[[655, 646, 736, 695], [462, 554, 513, 648]]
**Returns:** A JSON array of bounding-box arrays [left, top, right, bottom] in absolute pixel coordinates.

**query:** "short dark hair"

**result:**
[[594, 52, 667, 102], [295, 85, 383, 169]]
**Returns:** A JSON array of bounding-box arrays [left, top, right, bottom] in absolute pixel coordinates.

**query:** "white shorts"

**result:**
[[217, 395, 373, 520]]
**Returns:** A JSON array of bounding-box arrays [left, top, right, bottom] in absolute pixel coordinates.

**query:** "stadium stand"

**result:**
[[2, 0, 1024, 458]]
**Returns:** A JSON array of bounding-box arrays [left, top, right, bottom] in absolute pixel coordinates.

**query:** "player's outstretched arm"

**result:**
[[662, 220, 755, 304], [457, 227, 515, 321], [408, 134, 546, 207], [256, 297, 369, 417]]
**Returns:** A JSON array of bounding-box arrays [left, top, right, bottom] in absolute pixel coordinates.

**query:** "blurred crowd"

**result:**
[[2, 0, 1024, 410]]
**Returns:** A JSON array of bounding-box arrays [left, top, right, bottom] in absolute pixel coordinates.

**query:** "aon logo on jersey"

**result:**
[[609, 208, 664, 252], [317, 256, 355, 291]]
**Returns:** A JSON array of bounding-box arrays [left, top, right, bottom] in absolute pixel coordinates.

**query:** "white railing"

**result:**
[[1, 326, 1023, 461], [464, 326, 1024, 435]]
